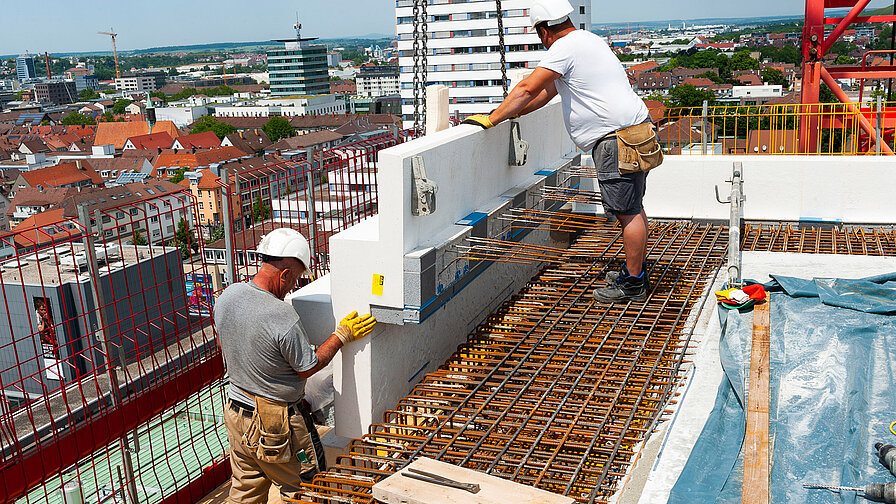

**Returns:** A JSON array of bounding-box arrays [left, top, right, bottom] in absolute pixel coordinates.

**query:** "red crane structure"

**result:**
[[800, 0, 896, 153]]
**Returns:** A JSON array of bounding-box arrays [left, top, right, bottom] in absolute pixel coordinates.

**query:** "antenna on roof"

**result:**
[[294, 13, 302, 41]]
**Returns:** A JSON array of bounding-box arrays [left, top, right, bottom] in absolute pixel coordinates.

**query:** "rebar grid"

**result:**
[[288, 220, 728, 504], [288, 222, 896, 504]]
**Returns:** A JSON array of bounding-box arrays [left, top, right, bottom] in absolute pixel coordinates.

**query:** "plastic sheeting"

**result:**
[[669, 274, 896, 504]]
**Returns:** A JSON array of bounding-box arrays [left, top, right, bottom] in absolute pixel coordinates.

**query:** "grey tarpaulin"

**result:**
[[669, 273, 896, 503]]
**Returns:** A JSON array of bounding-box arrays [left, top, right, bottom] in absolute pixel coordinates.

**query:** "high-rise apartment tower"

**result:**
[[395, 0, 591, 122]]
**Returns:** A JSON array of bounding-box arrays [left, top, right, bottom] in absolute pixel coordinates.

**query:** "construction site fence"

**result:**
[[647, 100, 896, 156], [0, 128, 412, 504]]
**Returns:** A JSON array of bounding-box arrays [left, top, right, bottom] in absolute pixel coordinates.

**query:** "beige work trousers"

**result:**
[[224, 404, 320, 504]]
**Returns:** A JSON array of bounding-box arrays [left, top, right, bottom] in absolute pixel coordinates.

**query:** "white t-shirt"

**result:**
[[538, 30, 649, 152]]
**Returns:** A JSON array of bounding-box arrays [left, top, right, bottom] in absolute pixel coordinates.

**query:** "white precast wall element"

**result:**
[[396, 0, 591, 121], [327, 101, 576, 437], [425, 84, 450, 133], [640, 156, 896, 224]]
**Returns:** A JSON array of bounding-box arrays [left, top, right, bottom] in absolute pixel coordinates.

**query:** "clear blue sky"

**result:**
[[2, 0, 891, 56]]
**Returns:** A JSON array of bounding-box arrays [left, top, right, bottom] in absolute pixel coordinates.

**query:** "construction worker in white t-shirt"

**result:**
[[464, 0, 657, 304]]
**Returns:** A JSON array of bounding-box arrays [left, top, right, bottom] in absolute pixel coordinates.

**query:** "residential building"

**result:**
[[94, 121, 180, 150], [114, 70, 167, 93], [152, 146, 245, 178], [671, 67, 718, 86], [356, 66, 400, 97], [88, 157, 155, 183], [267, 25, 330, 97], [327, 51, 342, 67], [269, 130, 344, 152], [5, 187, 76, 228], [123, 132, 175, 150], [10, 160, 104, 196], [330, 80, 357, 95], [220, 130, 273, 155], [636, 72, 672, 94], [34, 81, 78, 105], [15, 55, 38, 81], [171, 131, 221, 150], [213, 95, 345, 117], [396, 0, 591, 120]]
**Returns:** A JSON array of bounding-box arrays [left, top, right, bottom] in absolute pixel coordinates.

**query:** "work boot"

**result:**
[[604, 263, 650, 290], [593, 269, 648, 303]]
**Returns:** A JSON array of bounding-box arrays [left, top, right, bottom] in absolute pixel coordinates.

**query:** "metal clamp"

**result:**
[[509, 121, 529, 166], [411, 156, 438, 216]]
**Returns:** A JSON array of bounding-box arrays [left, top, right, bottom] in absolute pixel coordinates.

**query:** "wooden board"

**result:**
[[743, 299, 770, 504], [372, 457, 575, 504]]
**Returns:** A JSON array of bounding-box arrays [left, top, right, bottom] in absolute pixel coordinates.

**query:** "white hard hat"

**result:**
[[530, 0, 574, 27], [256, 228, 312, 276]]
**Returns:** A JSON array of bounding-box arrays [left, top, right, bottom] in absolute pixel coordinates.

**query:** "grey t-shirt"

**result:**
[[215, 281, 318, 404]]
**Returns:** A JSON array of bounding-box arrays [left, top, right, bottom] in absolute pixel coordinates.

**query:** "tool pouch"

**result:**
[[241, 396, 293, 464], [615, 122, 663, 174]]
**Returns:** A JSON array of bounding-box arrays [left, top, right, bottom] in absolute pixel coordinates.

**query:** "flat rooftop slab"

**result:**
[[627, 251, 896, 504]]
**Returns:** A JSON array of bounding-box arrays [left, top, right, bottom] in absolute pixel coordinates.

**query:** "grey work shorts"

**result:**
[[591, 135, 648, 216]]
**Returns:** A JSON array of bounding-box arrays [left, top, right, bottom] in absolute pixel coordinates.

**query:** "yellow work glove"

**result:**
[[334, 311, 377, 344], [462, 114, 494, 129]]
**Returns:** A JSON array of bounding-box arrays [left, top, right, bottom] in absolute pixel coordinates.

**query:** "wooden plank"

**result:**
[[743, 299, 770, 504]]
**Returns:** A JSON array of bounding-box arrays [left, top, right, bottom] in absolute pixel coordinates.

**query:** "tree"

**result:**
[[761, 68, 788, 87], [730, 50, 760, 71], [668, 84, 716, 109], [191, 115, 237, 139], [79, 88, 100, 101], [133, 230, 148, 246], [100, 111, 115, 122], [170, 168, 187, 184], [252, 195, 271, 224], [263, 116, 295, 142], [61, 112, 96, 126], [112, 99, 132, 114], [206, 225, 225, 245], [833, 54, 855, 65], [175, 218, 198, 259], [14, 90, 24, 100]]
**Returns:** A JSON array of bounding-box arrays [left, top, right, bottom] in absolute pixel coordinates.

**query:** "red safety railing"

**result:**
[[0, 128, 411, 504]]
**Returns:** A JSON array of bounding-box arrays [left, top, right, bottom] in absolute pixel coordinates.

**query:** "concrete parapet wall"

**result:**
[[643, 155, 896, 224]]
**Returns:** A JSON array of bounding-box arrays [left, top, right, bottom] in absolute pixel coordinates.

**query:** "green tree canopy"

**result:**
[[175, 218, 198, 259], [112, 98, 132, 114], [668, 84, 716, 109], [730, 50, 760, 71], [191, 115, 237, 139], [761, 68, 788, 87], [79, 88, 100, 101], [252, 195, 271, 224], [170, 167, 188, 184], [133, 229, 148, 246], [61, 111, 96, 126], [263, 116, 296, 142]]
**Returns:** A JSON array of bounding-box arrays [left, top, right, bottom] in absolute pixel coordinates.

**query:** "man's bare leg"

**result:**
[[616, 209, 648, 277]]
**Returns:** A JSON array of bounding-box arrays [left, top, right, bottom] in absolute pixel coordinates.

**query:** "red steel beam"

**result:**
[[827, 66, 896, 79], [825, 15, 896, 23], [822, 0, 873, 54], [0, 356, 226, 503], [820, 66, 895, 154]]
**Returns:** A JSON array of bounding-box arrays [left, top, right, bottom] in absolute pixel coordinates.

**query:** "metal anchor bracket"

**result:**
[[509, 121, 529, 166], [411, 156, 438, 216]]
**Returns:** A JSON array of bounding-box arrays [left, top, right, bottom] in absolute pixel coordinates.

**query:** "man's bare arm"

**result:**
[[489, 67, 560, 125], [297, 333, 343, 379]]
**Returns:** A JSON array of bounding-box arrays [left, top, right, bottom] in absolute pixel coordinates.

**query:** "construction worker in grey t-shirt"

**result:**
[[214, 228, 375, 504]]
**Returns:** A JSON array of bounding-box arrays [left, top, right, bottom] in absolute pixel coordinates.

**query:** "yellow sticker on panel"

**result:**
[[372, 274, 385, 296]]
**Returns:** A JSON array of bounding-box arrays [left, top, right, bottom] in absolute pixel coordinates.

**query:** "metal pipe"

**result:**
[[219, 166, 236, 286]]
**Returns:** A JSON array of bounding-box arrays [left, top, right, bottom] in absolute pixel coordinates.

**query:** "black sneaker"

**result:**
[[593, 271, 648, 303], [605, 263, 650, 290]]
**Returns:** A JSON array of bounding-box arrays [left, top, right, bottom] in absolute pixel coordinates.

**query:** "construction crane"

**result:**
[[97, 27, 121, 79]]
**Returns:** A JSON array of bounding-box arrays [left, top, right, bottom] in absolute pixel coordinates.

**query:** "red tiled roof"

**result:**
[[10, 208, 75, 249], [19, 160, 104, 188], [126, 132, 175, 149], [173, 130, 221, 149], [95, 121, 151, 149]]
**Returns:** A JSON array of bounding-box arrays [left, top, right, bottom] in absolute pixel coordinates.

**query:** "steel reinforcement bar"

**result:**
[[289, 220, 728, 504]]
